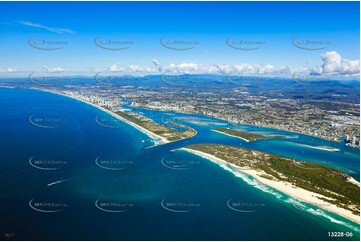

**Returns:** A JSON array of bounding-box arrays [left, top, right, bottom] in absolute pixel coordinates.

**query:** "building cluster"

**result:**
[[46, 85, 360, 148]]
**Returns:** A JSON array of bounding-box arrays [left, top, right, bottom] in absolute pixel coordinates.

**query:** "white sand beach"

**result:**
[[212, 129, 250, 142], [181, 147, 360, 224]]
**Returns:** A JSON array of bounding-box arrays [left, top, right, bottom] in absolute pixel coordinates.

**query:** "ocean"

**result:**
[[0, 87, 359, 240]]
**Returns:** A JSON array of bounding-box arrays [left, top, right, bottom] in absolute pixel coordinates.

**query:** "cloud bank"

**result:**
[[2, 51, 358, 78], [107, 51, 358, 76]]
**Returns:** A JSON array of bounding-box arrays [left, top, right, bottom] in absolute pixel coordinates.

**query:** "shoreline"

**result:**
[[133, 104, 356, 147], [35, 89, 169, 145], [213, 128, 342, 152], [180, 147, 360, 224], [0, 86, 358, 149], [212, 129, 250, 142]]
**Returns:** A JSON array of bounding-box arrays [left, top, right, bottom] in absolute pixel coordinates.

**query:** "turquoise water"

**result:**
[[0, 88, 359, 240]]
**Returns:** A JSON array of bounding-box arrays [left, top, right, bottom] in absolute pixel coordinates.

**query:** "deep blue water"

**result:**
[[0, 88, 359, 241]]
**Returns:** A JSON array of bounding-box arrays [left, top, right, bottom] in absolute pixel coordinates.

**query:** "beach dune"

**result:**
[[181, 147, 360, 224]]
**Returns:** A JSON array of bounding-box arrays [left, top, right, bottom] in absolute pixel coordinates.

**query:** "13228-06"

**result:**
[[328, 232, 353, 238]]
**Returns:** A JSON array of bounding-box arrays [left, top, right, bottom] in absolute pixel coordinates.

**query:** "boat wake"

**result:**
[[47, 178, 73, 187]]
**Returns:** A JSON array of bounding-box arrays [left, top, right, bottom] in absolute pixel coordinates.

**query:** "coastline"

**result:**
[[1, 86, 358, 149], [212, 129, 250, 142], [180, 147, 360, 224], [2, 87, 360, 225], [35, 89, 169, 145]]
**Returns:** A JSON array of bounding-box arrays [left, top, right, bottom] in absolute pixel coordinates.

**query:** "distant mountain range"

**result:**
[[1, 74, 359, 103]]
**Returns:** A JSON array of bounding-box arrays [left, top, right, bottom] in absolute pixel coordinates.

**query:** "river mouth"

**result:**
[[0, 87, 359, 240]]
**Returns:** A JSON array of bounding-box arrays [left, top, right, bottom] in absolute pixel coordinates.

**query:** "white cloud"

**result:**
[[277, 66, 292, 75], [0, 67, 18, 73], [109, 64, 125, 72], [213, 64, 233, 74], [310, 66, 323, 75], [166, 63, 198, 74], [161, 63, 220, 74], [321, 51, 342, 74], [156, 62, 293, 76], [109, 64, 155, 73], [43, 66, 67, 73], [232, 64, 292, 75], [233, 64, 255, 74], [320, 51, 359, 75], [18, 21, 75, 34], [339, 59, 360, 75], [128, 65, 155, 72]]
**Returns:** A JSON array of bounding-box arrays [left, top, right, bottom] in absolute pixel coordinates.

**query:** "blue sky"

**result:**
[[0, 1, 359, 77]]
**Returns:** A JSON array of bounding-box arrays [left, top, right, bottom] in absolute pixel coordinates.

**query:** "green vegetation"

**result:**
[[214, 128, 284, 142], [186, 144, 360, 215], [114, 110, 196, 142]]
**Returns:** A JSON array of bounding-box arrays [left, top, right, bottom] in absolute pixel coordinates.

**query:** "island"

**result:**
[[181, 144, 360, 223], [213, 128, 285, 142], [114, 110, 197, 142]]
